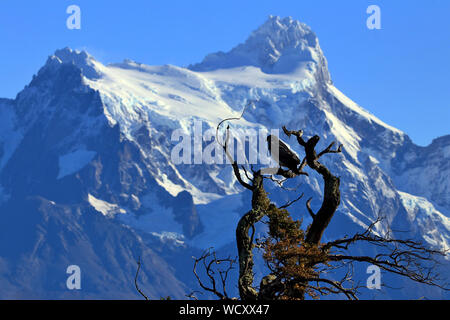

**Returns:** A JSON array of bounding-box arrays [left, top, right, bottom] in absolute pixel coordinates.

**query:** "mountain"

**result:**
[[189, 15, 330, 82], [0, 15, 448, 299]]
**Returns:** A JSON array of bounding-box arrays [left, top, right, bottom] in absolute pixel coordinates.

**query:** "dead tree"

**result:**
[[191, 124, 448, 300]]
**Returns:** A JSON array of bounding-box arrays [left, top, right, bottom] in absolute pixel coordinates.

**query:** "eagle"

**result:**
[[267, 135, 301, 173]]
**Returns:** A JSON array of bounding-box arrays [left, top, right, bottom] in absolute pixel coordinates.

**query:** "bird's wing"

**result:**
[[267, 135, 300, 169]]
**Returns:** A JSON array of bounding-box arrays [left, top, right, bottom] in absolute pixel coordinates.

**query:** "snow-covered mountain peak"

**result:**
[[189, 16, 330, 81], [252, 15, 317, 48], [42, 47, 101, 80]]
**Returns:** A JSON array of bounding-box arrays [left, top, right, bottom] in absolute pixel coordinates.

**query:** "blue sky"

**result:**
[[1, 0, 449, 146]]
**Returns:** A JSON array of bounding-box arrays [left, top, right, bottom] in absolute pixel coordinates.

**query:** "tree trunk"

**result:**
[[236, 172, 265, 300]]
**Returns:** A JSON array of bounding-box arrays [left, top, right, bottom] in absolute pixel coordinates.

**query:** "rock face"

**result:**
[[0, 196, 186, 299], [172, 191, 203, 239], [0, 16, 448, 299], [390, 135, 450, 212]]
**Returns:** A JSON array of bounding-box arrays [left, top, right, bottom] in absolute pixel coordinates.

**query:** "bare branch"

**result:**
[[317, 142, 343, 158], [279, 193, 304, 210], [319, 221, 449, 291], [135, 257, 150, 300], [222, 126, 254, 190], [192, 248, 236, 300], [282, 126, 306, 147], [216, 100, 254, 147], [305, 197, 316, 219], [305, 277, 359, 300], [241, 165, 253, 181], [215, 102, 257, 191]]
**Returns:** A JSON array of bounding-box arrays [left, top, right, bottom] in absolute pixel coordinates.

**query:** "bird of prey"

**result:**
[[267, 135, 300, 173]]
